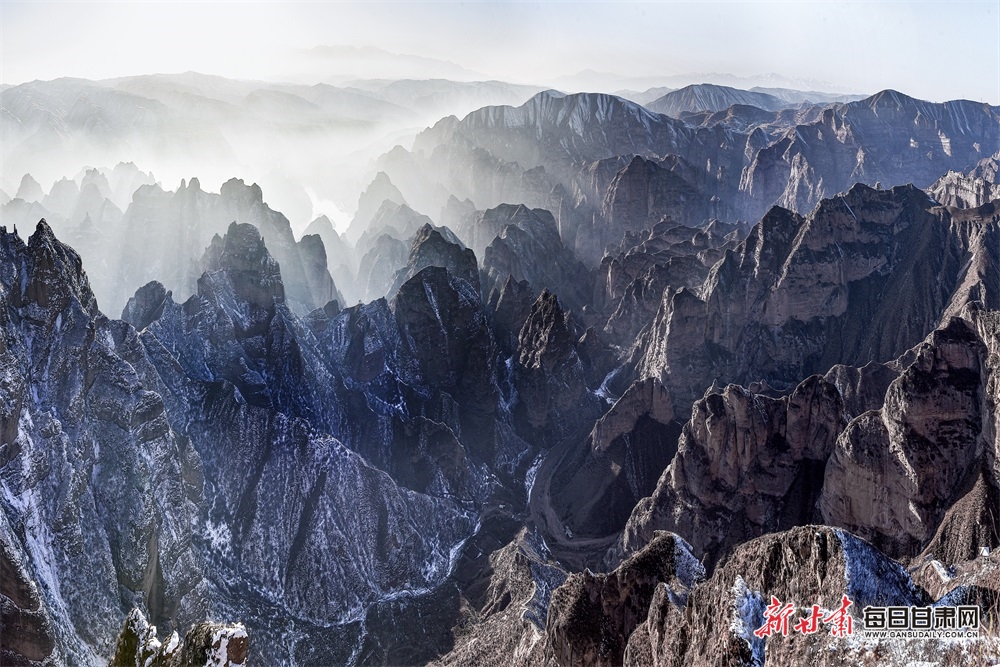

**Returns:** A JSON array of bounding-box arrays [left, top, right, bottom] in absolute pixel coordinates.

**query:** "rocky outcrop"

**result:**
[[302, 214, 358, 303], [480, 204, 590, 313], [296, 232, 342, 309], [2, 220, 513, 664], [392, 265, 499, 462], [14, 174, 44, 203], [0, 536, 57, 665], [629, 526, 932, 667], [929, 151, 1000, 208], [432, 529, 566, 667], [600, 156, 713, 233], [111, 608, 248, 667], [622, 307, 1000, 570], [820, 318, 989, 557], [635, 184, 1000, 413], [914, 468, 1000, 582], [549, 379, 679, 538], [1, 221, 205, 662], [388, 223, 479, 297], [487, 274, 537, 355], [620, 375, 845, 567], [544, 531, 703, 667], [121, 280, 171, 331], [356, 232, 408, 302], [740, 91, 1000, 218], [595, 218, 743, 345], [345, 171, 407, 243], [356, 201, 433, 258], [513, 291, 602, 449]]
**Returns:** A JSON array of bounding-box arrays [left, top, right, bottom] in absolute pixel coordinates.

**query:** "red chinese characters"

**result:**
[[753, 597, 796, 637], [822, 595, 854, 637], [754, 595, 855, 638]]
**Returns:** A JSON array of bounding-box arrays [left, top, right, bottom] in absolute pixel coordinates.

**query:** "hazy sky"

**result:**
[[2, 1, 998, 102]]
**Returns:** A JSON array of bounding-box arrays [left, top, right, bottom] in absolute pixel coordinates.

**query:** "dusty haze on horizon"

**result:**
[[2, 0, 998, 104]]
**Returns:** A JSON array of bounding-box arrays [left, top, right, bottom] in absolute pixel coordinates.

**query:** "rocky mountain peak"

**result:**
[[929, 150, 1000, 208], [305, 214, 334, 234], [120, 280, 170, 330], [862, 88, 919, 111], [15, 173, 44, 202], [111, 608, 249, 667], [601, 154, 709, 231], [202, 221, 285, 309], [5, 219, 100, 319], [220, 177, 264, 209], [647, 83, 790, 117], [389, 222, 479, 296], [629, 526, 929, 667], [517, 290, 575, 372], [347, 171, 407, 242], [545, 531, 702, 666]]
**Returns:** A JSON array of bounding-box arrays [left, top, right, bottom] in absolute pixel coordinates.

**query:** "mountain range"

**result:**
[[2, 78, 1000, 666]]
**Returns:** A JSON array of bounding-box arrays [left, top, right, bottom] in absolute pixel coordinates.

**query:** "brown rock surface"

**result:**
[[432, 529, 567, 667], [820, 318, 989, 557], [544, 531, 703, 667], [620, 375, 844, 567], [631, 526, 935, 667], [635, 184, 1000, 414]]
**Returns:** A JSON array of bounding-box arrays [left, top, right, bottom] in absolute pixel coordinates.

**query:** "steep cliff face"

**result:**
[[1, 220, 524, 665], [436, 530, 704, 667], [1, 221, 206, 663], [548, 378, 679, 539], [621, 307, 1000, 570], [594, 219, 743, 345], [635, 184, 1000, 412], [512, 291, 602, 450], [302, 214, 358, 304], [739, 92, 1000, 218], [620, 375, 845, 567], [600, 156, 716, 233], [388, 223, 479, 297], [356, 232, 409, 302], [821, 317, 991, 556], [479, 204, 590, 313], [431, 528, 566, 667], [544, 531, 703, 667], [628, 527, 938, 667], [929, 151, 1000, 209]]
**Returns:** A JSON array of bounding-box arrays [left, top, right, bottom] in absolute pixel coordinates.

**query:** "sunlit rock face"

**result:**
[[627, 527, 930, 667], [619, 306, 999, 569], [632, 184, 1000, 414], [929, 151, 1000, 209]]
